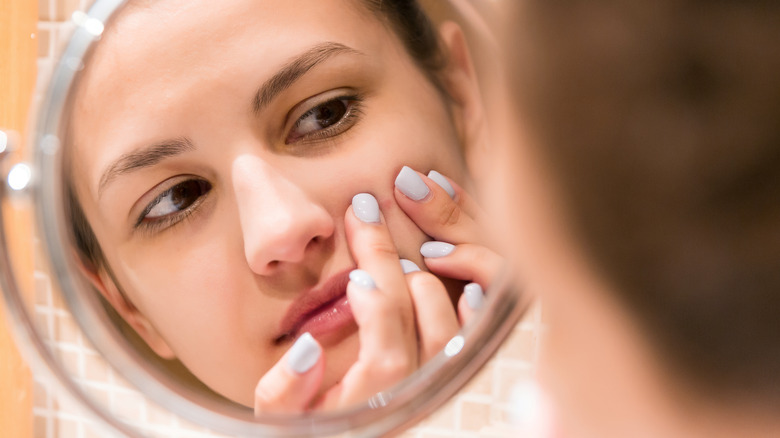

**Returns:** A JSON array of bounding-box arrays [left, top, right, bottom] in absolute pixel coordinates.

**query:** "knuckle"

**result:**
[[254, 385, 277, 407], [374, 355, 414, 381], [408, 272, 444, 294], [435, 201, 462, 228], [366, 239, 398, 258]]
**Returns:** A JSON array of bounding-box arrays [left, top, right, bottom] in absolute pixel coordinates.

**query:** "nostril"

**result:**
[[305, 236, 320, 252], [267, 260, 280, 269]]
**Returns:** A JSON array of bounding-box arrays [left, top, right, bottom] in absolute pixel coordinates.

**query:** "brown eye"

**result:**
[[311, 99, 347, 128], [286, 96, 358, 143], [143, 179, 211, 221]]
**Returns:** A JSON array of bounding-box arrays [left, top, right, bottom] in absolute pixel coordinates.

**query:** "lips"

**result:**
[[276, 268, 357, 344]]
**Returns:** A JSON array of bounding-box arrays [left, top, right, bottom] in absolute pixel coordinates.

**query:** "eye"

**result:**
[[285, 94, 362, 144], [136, 178, 212, 230]]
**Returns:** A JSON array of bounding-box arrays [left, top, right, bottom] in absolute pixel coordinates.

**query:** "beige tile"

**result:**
[[496, 328, 536, 363], [34, 311, 53, 339], [51, 282, 66, 309], [57, 348, 80, 374], [56, 0, 83, 21], [417, 432, 457, 438], [495, 364, 534, 403], [82, 352, 109, 381], [33, 380, 49, 409], [417, 396, 457, 429], [112, 391, 144, 423], [458, 399, 492, 432], [39, 0, 54, 21], [146, 402, 176, 427], [85, 386, 110, 407], [461, 362, 493, 396], [56, 418, 80, 438], [55, 313, 81, 344], [34, 270, 51, 305], [33, 415, 48, 438], [84, 423, 109, 438]]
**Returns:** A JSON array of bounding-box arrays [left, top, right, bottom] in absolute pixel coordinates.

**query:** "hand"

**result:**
[[254, 192, 461, 413], [394, 166, 503, 325]]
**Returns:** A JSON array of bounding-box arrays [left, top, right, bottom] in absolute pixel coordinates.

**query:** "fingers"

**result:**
[[394, 166, 485, 245], [254, 333, 325, 414], [319, 195, 420, 408], [403, 266, 460, 362], [346, 194, 413, 323], [346, 269, 416, 366], [421, 242, 498, 326], [457, 282, 485, 326], [421, 241, 503, 288]]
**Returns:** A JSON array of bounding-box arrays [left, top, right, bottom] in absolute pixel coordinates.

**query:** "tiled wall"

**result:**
[[32, 1, 541, 436]]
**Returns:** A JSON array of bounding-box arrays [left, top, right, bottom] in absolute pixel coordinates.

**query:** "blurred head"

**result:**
[[488, 1, 780, 436], [64, 0, 484, 407]]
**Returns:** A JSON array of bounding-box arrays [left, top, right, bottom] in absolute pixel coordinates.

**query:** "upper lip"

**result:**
[[275, 267, 354, 343]]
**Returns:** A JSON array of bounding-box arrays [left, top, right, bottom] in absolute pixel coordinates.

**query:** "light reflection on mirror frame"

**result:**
[[0, 0, 530, 436]]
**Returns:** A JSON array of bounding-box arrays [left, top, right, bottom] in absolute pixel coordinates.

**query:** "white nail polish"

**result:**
[[287, 332, 321, 374], [352, 193, 380, 223], [349, 269, 377, 290], [395, 166, 430, 201], [464, 282, 484, 310], [420, 241, 455, 258], [400, 259, 421, 274], [427, 170, 455, 199]]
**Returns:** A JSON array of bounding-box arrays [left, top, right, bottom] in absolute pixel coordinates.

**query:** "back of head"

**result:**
[[507, 0, 780, 405]]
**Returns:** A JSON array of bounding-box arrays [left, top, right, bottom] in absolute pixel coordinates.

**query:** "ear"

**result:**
[[76, 258, 176, 359], [438, 21, 490, 181]]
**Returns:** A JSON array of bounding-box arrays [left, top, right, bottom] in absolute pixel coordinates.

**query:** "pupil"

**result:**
[[315, 100, 346, 128], [171, 180, 209, 209]]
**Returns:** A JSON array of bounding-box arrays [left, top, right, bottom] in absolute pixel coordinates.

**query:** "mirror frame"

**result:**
[[0, 0, 531, 436]]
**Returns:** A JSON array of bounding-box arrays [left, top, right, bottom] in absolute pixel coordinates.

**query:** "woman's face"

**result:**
[[70, 0, 470, 406]]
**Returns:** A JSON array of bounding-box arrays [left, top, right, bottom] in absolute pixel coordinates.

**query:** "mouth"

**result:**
[[275, 268, 357, 345]]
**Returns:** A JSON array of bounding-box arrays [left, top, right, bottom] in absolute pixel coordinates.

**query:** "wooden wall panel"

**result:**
[[0, 0, 38, 437]]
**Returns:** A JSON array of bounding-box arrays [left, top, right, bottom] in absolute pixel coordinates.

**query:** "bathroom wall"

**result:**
[[33, 1, 543, 436]]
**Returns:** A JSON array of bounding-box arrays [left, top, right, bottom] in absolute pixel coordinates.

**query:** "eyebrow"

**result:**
[[252, 42, 363, 114], [98, 137, 195, 199]]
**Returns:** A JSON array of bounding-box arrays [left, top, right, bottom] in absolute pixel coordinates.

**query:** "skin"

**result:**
[[69, 0, 497, 409]]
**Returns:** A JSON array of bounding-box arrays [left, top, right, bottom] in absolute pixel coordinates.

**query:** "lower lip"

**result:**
[[295, 295, 356, 344]]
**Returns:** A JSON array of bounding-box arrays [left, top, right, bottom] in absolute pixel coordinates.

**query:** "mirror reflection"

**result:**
[[60, 0, 501, 413]]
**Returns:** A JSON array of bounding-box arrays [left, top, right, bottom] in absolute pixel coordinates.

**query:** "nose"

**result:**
[[232, 154, 335, 275]]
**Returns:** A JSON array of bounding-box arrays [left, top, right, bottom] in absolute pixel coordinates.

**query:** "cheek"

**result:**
[[111, 229, 282, 352]]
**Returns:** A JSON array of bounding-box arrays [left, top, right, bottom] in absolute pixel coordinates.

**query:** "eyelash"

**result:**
[[134, 179, 211, 235], [285, 94, 364, 145], [130, 94, 363, 235]]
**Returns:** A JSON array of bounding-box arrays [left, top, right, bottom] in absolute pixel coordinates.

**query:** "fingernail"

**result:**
[[400, 259, 421, 273], [349, 269, 377, 290], [287, 332, 321, 374], [352, 193, 380, 223], [395, 166, 430, 201], [420, 241, 455, 258], [427, 170, 455, 199], [464, 283, 484, 310]]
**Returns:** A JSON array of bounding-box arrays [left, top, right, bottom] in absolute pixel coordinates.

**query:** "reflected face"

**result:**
[[70, 0, 469, 406]]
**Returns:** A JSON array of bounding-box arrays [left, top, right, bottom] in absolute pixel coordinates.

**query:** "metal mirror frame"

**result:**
[[0, 0, 530, 436]]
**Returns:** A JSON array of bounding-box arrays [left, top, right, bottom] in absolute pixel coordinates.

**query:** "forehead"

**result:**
[[75, 0, 381, 107], [69, 0, 396, 189]]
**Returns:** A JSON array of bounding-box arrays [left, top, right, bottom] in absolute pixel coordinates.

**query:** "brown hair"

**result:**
[[508, 1, 780, 403]]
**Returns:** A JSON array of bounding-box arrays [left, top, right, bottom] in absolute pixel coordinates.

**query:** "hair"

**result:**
[[508, 1, 780, 404], [67, 0, 446, 270]]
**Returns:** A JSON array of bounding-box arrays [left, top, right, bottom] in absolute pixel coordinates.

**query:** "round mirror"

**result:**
[[0, 0, 529, 436]]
